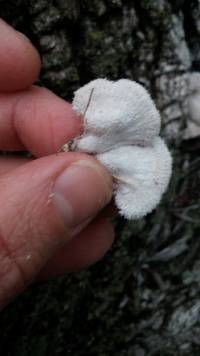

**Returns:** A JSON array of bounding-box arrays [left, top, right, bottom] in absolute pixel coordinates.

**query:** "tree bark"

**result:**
[[0, 1, 200, 355]]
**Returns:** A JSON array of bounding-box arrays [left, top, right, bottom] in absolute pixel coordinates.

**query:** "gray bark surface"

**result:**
[[0, 1, 200, 355]]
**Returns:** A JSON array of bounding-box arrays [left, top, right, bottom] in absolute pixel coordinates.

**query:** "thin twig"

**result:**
[[83, 87, 94, 117]]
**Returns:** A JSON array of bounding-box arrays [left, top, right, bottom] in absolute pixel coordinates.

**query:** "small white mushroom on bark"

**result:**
[[64, 78, 172, 219], [184, 72, 200, 139]]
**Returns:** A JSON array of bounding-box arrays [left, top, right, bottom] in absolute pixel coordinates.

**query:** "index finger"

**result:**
[[0, 86, 83, 155], [0, 19, 41, 92]]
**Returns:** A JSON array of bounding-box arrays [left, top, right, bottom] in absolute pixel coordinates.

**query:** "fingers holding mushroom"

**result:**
[[62, 78, 172, 219]]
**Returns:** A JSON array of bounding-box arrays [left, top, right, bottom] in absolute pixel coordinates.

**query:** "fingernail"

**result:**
[[52, 159, 112, 228], [0, 19, 30, 42], [17, 31, 30, 42]]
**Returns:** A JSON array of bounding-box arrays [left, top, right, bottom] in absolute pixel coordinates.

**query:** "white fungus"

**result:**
[[72, 79, 161, 153], [184, 72, 200, 139], [68, 78, 172, 219], [97, 138, 172, 219]]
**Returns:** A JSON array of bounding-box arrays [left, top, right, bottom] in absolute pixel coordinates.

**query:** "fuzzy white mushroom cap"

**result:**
[[67, 78, 172, 219], [97, 138, 172, 219], [72, 78, 161, 154]]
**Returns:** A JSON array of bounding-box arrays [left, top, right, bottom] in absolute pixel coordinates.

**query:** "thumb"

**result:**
[[0, 152, 112, 308]]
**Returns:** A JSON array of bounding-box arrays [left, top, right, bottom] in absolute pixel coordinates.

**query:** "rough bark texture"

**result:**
[[0, 1, 200, 355]]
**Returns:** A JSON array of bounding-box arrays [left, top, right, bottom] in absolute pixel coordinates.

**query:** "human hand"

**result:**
[[0, 19, 114, 310]]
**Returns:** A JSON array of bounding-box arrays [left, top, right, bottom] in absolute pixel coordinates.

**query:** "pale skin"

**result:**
[[0, 19, 115, 310]]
